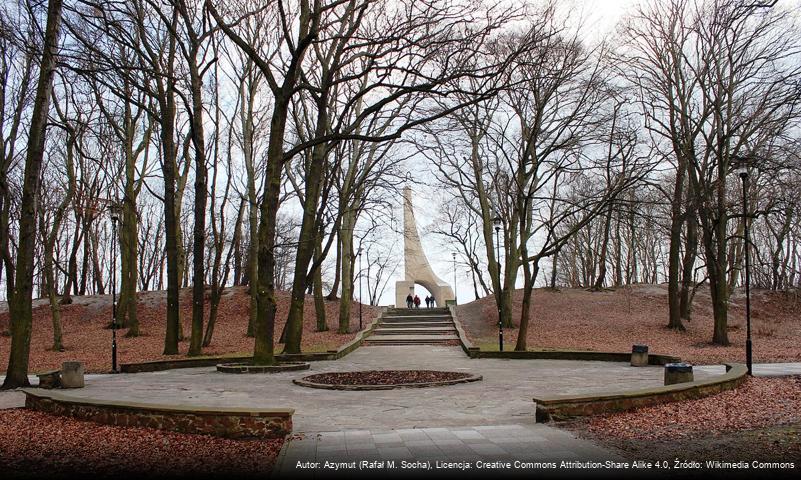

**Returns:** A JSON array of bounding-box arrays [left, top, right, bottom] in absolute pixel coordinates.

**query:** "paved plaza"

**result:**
[[12, 346, 721, 431]]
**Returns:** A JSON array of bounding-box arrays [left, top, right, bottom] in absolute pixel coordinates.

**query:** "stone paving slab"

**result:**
[[274, 424, 624, 478]]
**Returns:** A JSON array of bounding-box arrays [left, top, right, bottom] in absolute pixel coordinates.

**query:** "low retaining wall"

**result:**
[[474, 350, 680, 365], [120, 310, 384, 373], [533, 363, 748, 422], [448, 306, 679, 365], [449, 305, 480, 357], [23, 389, 293, 439]]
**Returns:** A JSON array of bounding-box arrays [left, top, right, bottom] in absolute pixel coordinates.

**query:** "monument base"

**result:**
[[395, 281, 415, 308]]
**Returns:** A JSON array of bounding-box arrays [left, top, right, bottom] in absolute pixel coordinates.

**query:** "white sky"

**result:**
[[367, 0, 801, 306], [369, 0, 642, 306]]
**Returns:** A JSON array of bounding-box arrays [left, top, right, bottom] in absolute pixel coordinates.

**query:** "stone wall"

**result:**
[[24, 390, 293, 439], [533, 363, 748, 422]]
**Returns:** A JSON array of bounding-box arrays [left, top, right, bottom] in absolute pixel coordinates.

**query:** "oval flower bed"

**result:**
[[293, 370, 482, 390]]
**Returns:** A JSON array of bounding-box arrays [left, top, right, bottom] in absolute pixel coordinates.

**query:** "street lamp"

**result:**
[[493, 215, 503, 352], [109, 202, 122, 373], [358, 247, 363, 331], [452, 252, 457, 305], [736, 162, 753, 376]]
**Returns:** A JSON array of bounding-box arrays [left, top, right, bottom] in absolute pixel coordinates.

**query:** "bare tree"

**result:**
[[621, 0, 801, 344], [3, 0, 63, 390]]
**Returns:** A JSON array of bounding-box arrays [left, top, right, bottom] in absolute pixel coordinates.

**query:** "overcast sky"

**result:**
[[374, 0, 642, 306]]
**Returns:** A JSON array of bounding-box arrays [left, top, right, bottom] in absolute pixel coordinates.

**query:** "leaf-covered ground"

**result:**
[[0, 408, 283, 478], [457, 285, 801, 364], [0, 286, 379, 373], [302, 369, 471, 385], [561, 376, 801, 462]]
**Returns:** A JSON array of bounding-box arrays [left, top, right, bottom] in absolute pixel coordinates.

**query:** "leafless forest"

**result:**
[[1, 0, 800, 387]]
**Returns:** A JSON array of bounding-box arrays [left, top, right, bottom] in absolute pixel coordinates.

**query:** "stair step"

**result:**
[[379, 322, 453, 328], [363, 338, 458, 346], [367, 334, 459, 340], [386, 311, 449, 316], [382, 315, 453, 322], [374, 328, 457, 335]]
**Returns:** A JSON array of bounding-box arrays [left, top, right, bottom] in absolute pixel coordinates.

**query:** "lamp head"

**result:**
[[737, 164, 748, 179], [492, 216, 502, 231], [109, 202, 121, 222], [452, 252, 456, 260], [731, 154, 754, 179]]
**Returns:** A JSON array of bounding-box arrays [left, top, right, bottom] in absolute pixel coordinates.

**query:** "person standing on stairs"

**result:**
[[406, 293, 414, 309], [424, 295, 431, 308], [430, 295, 436, 307], [414, 294, 421, 309]]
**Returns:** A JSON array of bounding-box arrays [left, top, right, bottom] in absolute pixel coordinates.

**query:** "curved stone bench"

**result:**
[[533, 363, 747, 422], [22, 389, 292, 439]]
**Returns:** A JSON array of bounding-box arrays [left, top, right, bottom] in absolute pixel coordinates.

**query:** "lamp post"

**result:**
[[736, 164, 753, 376], [358, 247, 363, 331], [109, 202, 121, 373], [452, 252, 457, 305], [493, 216, 502, 352]]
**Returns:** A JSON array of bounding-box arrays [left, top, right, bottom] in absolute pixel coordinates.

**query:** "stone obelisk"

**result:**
[[395, 186, 455, 307]]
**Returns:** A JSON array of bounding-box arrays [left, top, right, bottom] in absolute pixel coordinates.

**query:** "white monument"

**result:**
[[395, 186, 455, 308]]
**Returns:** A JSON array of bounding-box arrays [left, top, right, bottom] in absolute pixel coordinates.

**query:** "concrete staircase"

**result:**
[[363, 307, 459, 346]]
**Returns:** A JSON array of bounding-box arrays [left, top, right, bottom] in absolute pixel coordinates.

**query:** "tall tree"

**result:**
[[3, 0, 64, 390]]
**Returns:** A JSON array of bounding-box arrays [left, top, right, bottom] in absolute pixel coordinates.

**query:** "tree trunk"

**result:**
[[338, 210, 355, 334], [161, 29, 181, 355], [188, 43, 209, 357], [667, 158, 686, 330], [283, 101, 329, 353], [592, 205, 613, 291], [515, 261, 538, 351], [314, 240, 327, 332], [245, 118, 259, 338], [326, 233, 341, 300], [679, 210, 697, 320], [251, 95, 293, 366], [3, 0, 63, 390], [120, 172, 139, 336]]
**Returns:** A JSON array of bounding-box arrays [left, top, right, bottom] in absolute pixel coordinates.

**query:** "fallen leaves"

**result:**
[[563, 377, 801, 462], [302, 370, 471, 386], [457, 285, 801, 364], [0, 408, 284, 477], [0, 286, 379, 373], [578, 377, 801, 441]]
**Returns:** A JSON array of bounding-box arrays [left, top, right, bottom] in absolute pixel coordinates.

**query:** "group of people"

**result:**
[[405, 293, 437, 309]]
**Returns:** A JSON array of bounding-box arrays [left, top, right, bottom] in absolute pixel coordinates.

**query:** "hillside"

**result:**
[[0, 286, 379, 373], [456, 285, 801, 364]]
